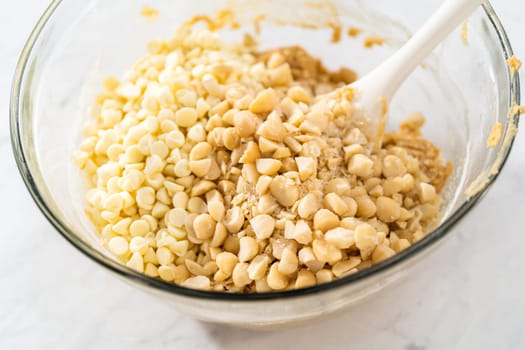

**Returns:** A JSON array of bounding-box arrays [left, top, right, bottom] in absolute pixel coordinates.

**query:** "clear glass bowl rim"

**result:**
[[10, 0, 521, 301]]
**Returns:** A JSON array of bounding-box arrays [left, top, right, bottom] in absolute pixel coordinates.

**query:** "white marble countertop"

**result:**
[[1, 1, 524, 349]]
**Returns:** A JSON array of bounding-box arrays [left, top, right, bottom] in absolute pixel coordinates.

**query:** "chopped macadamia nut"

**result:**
[[376, 196, 401, 223], [419, 183, 437, 203], [348, 154, 374, 177], [256, 158, 282, 176], [295, 157, 317, 180], [295, 269, 316, 289], [247, 255, 270, 280], [354, 223, 379, 260], [267, 262, 288, 290], [324, 227, 354, 249], [270, 175, 299, 207], [313, 209, 340, 232], [298, 193, 321, 219], [250, 89, 277, 114], [250, 214, 275, 240]]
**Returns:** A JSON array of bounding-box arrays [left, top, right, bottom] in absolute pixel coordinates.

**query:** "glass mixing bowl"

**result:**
[[10, 0, 520, 327]]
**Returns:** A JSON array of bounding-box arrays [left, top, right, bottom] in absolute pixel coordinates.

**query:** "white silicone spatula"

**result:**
[[339, 0, 485, 145]]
